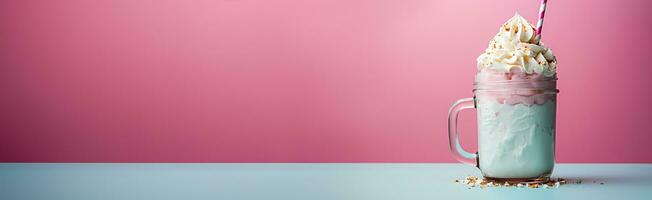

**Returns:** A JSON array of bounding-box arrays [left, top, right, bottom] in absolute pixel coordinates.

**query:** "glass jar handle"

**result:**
[[447, 97, 478, 167]]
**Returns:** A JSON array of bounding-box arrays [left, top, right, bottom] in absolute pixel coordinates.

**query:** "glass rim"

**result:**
[[473, 78, 558, 92]]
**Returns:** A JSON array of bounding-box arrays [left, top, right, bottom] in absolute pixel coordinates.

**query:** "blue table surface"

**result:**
[[0, 163, 650, 200]]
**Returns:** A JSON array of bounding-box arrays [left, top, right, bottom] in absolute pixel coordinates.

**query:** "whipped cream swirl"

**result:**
[[477, 13, 557, 77]]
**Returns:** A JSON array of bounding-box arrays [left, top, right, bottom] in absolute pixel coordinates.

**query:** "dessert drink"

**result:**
[[448, 13, 558, 181], [475, 13, 558, 179]]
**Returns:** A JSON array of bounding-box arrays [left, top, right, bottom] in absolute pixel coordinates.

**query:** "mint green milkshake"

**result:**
[[448, 13, 559, 182], [476, 98, 556, 179], [475, 13, 558, 180]]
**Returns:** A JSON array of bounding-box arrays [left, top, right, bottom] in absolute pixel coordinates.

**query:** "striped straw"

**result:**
[[534, 0, 548, 43]]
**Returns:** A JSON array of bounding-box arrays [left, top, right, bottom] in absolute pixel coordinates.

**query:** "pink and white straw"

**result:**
[[535, 0, 548, 43]]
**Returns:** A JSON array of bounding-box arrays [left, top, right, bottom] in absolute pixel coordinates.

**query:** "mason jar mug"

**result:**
[[448, 78, 558, 182]]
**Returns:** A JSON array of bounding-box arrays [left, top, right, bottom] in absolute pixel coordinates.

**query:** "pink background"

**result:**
[[1, 0, 651, 163]]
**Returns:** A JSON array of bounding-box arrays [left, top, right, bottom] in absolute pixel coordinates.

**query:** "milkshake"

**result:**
[[447, 13, 558, 182], [475, 13, 558, 180]]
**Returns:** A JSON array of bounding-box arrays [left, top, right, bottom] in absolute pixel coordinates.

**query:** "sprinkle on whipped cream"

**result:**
[[477, 13, 558, 77]]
